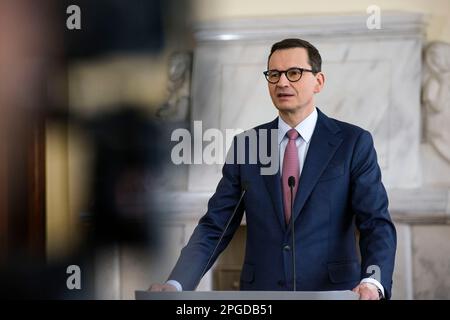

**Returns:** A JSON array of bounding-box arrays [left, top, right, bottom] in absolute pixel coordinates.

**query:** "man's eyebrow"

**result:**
[[268, 66, 304, 70]]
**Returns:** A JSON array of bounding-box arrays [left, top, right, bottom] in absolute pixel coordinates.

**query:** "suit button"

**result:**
[[283, 245, 291, 251], [278, 280, 285, 287]]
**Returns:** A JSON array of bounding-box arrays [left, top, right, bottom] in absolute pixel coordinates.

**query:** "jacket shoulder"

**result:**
[[325, 115, 369, 139]]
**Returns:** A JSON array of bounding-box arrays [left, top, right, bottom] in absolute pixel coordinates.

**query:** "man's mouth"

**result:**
[[277, 93, 294, 98]]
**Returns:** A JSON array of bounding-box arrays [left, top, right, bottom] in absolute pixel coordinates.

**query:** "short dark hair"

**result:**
[[268, 38, 322, 73]]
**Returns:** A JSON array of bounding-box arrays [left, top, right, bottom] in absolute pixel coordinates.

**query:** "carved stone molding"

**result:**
[[194, 13, 425, 42], [154, 188, 450, 224]]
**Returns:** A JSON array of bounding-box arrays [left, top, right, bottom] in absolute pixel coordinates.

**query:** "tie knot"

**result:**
[[287, 129, 299, 140]]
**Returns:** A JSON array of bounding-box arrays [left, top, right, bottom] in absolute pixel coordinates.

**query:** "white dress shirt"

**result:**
[[278, 107, 317, 176]]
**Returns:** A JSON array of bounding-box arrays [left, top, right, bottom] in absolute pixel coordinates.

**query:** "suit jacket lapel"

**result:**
[[262, 170, 286, 232], [260, 118, 286, 232], [292, 109, 343, 223]]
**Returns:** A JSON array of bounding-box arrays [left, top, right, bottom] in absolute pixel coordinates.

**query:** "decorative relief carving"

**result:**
[[423, 42, 450, 162], [157, 52, 192, 121]]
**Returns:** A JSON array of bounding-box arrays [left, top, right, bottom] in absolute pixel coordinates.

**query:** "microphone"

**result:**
[[288, 176, 296, 291], [196, 182, 248, 290]]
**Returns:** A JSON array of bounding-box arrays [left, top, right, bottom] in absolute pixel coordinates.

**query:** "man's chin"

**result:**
[[275, 102, 314, 114], [275, 104, 297, 112]]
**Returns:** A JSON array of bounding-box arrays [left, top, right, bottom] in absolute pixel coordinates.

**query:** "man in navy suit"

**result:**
[[150, 38, 396, 300]]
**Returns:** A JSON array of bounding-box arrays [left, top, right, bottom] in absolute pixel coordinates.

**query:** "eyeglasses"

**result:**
[[263, 67, 314, 84]]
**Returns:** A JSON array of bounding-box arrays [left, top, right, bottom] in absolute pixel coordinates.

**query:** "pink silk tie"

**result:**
[[282, 129, 300, 224]]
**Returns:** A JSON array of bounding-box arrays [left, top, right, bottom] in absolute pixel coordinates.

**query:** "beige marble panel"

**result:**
[[412, 225, 450, 299]]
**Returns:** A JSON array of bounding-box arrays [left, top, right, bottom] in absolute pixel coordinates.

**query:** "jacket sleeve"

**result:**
[[350, 130, 397, 299], [168, 137, 244, 290]]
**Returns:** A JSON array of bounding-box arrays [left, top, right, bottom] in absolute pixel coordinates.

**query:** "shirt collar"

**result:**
[[278, 107, 318, 145]]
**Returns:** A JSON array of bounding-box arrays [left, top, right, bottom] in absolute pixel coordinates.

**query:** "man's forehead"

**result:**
[[268, 48, 309, 66]]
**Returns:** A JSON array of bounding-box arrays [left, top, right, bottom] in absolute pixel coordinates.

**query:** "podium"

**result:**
[[135, 290, 359, 300]]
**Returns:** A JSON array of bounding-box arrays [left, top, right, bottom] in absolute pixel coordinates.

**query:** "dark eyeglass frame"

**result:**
[[263, 67, 315, 84]]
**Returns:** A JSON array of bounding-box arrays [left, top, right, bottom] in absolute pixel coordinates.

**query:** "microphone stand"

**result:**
[[288, 176, 296, 291]]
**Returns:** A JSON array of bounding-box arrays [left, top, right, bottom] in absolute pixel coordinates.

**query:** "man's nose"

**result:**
[[277, 72, 290, 86]]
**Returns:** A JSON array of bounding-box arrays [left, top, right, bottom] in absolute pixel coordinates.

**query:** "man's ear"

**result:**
[[314, 72, 325, 93]]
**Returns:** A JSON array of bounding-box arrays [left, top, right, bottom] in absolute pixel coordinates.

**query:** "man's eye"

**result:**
[[269, 72, 280, 78], [287, 70, 301, 77]]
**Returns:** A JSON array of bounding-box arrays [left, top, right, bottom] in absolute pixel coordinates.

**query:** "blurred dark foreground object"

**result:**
[[0, 107, 168, 299], [86, 107, 166, 248]]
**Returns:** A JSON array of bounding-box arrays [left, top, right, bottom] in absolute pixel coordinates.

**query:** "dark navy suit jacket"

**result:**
[[169, 109, 397, 298]]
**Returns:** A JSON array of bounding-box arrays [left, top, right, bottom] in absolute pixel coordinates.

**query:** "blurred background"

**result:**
[[0, 0, 449, 299]]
